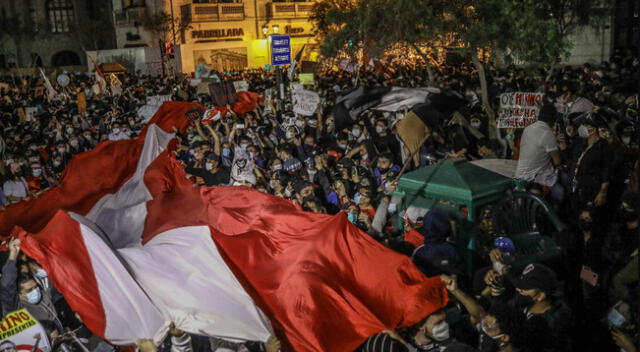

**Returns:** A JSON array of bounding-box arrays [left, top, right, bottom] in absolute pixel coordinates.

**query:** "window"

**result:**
[[47, 0, 74, 33]]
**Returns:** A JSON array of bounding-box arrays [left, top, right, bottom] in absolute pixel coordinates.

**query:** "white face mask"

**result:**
[[205, 162, 213, 171], [112, 128, 121, 134], [338, 143, 347, 150], [32, 169, 42, 177], [53, 160, 62, 167], [352, 128, 361, 137], [285, 131, 294, 140], [375, 126, 385, 134], [66, 127, 74, 134], [430, 321, 450, 342], [69, 140, 79, 147], [578, 125, 591, 138], [471, 122, 482, 129], [295, 120, 305, 128], [622, 136, 631, 145]]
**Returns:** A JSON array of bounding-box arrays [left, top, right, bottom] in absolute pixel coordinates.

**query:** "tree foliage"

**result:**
[[142, 11, 192, 43]]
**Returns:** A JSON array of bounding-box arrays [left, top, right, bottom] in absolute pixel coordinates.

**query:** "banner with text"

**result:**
[[146, 95, 172, 107], [293, 89, 321, 116], [0, 309, 51, 352], [497, 92, 543, 128]]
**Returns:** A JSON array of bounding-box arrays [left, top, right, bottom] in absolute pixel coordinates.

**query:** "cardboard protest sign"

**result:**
[[233, 80, 249, 92], [0, 309, 51, 352], [497, 92, 543, 128], [293, 89, 321, 116], [25, 107, 36, 122], [298, 73, 314, 86], [146, 95, 172, 106]]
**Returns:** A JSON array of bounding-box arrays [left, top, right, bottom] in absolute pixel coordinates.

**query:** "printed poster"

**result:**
[[0, 309, 51, 352]]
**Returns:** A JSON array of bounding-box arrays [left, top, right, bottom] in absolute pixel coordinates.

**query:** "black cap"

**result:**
[[514, 263, 558, 294], [574, 111, 608, 128]]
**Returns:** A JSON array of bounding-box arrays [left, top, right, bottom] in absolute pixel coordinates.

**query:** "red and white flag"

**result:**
[[39, 69, 57, 101], [2, 102, 448, 351], [94, 64, 107, 95]]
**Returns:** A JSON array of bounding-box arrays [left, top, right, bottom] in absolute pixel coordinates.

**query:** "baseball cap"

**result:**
[[514, 263, 558, 294]]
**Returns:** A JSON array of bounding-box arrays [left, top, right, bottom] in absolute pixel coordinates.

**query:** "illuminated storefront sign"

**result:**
[[192, 28, 245, 39]]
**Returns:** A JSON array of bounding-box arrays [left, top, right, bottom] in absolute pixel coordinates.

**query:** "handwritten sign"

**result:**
[[146, 95, 172, 106], [293, 89, 320, 116], [497, 92, 543, 128], [0, 309, 51, 352]]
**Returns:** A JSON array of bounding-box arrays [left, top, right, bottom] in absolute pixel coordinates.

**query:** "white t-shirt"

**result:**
[[3, 178, 28, 202], [516, 121, 559, 186]]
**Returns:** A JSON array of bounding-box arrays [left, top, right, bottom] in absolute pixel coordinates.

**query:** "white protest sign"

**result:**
[[233, 80, 249, 92], [292, 89, 321, 116], [146, 95, 172, 106], [138, 104, 160, 123], [497, 92, 544, 128], [0, 309, 52, 352], [25, 107, 36, 122]]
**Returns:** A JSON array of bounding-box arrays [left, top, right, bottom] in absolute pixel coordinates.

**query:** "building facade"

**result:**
[[171, 0, 318, 73], [0, 0, 116, 70]]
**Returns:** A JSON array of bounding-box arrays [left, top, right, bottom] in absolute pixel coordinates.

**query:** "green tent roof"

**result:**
[[398, 159, 512, 204]]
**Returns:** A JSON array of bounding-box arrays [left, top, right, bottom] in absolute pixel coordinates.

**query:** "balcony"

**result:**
[[114, 7, 148, 26], [267, 2, 314, 19], [191, 3, 245, 22]]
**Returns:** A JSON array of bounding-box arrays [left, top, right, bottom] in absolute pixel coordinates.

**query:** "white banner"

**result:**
[[138, 105, 160, 123], [497, 92, 543, 128], [233, 80, 249, 92], [293, 89, 321, 116], [145, 95, 172, 107], [0, 309, 52, 352]]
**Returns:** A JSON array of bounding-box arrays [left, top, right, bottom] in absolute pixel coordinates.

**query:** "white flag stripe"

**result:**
[[119, 226, 272, 342], [77, 220, 166, 344], [85, 124, 174, 249]]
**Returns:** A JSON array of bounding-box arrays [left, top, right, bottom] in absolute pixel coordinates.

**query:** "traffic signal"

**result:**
[[165, 42, 174, 55]]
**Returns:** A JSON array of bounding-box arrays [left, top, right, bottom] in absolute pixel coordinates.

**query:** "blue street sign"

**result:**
[[270, 34, 291, 66]]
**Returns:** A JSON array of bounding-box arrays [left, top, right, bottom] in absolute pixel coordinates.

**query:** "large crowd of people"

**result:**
[[0, 51, 639, 352]]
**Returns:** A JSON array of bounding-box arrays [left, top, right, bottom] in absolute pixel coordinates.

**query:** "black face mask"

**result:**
[[378, 167, 390, 174], [579, 219, 593, 233], [479, 332, 501, 352], [512, 293, 534, 309], [620, 208, 638, 223]]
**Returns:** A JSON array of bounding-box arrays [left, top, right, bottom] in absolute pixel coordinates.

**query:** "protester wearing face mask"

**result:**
[[511, 263, 572, 351], [359, 308, 454, 352], [571, 113, 612, 218], [108, 122, 131, 141], [2, 171, 29, 204], [374, 153, 401, 187], [0, 239, 63, 331], [25, 163, 50, 194], [515, 104, 562, 197]]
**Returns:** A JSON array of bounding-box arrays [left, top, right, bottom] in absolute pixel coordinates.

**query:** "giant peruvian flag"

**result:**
[[1, 102, 448, 351]]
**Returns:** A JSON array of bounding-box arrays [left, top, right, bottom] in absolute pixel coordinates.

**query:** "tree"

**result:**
[[142, 11, 192, 44], [312, 0, 571, 138]]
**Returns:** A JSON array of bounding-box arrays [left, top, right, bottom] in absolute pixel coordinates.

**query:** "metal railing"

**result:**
[[266, 2, 314, 18], [191, 3, 245, 21]]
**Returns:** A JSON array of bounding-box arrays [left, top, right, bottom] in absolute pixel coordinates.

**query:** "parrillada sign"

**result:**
[[192, 28, 245, 39]]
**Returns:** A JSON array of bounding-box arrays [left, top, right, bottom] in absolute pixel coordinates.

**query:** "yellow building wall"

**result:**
[[177, 18, 317, 74]]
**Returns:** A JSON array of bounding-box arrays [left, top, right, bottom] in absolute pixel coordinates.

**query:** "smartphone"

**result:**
[[580, 265, 598, 287]]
